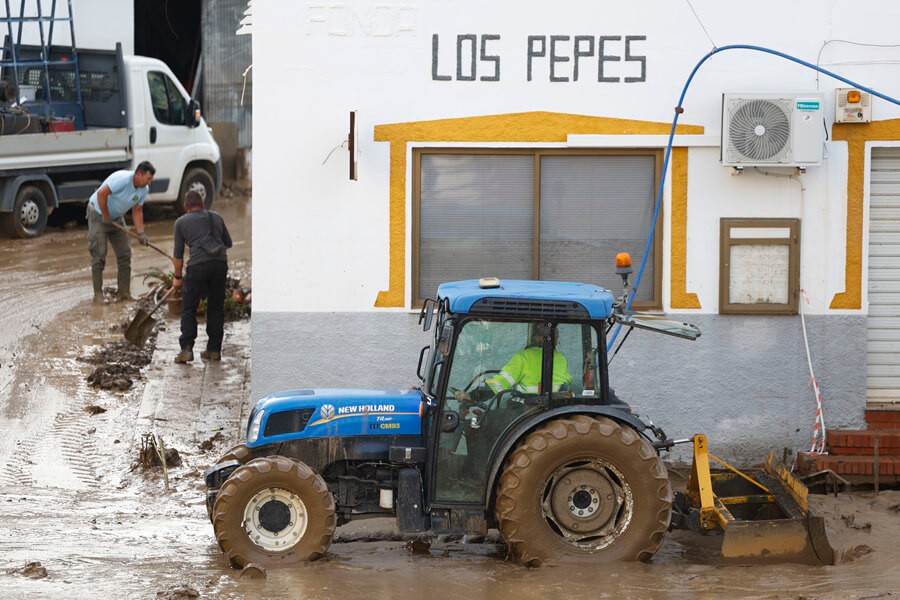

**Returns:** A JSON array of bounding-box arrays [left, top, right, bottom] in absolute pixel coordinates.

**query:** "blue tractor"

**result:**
[[205, 259, 703, 567]]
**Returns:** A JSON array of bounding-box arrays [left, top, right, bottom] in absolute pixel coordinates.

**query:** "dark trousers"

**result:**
[[180, 260, 228, 352]]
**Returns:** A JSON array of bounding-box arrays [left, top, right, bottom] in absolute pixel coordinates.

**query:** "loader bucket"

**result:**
[[721, 516, 834, 565], [675, 436, 836, 566]]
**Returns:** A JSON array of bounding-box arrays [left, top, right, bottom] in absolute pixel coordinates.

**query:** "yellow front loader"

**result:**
[[670, 435, 835, 565]]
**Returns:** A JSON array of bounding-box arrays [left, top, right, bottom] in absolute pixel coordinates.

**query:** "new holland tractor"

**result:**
[[204, 256, 835, 568]]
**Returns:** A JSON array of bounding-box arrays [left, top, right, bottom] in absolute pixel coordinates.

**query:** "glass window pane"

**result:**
[[435, 320, 542, 502], [729, 244, 790, 304], [419, 155, 534, 299], [147, 72, 170, 124], [553, 323, 599, 400], [164, 75, 187, 125], [540, 155, 656, 301]]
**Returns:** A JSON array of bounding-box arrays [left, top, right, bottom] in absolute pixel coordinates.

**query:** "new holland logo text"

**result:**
[[338, 404, 395, 415], [320, 404, 336, 421]]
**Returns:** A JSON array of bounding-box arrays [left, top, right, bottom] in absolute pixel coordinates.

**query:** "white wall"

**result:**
[[253, 0, 900, 314], [11, 0, 133, 54]]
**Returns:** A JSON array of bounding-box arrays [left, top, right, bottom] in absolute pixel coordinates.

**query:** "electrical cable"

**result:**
[[607, 44, 900, 352], [816, 39, 900, 89]]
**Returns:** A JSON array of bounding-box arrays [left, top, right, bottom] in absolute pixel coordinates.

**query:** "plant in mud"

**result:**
[[141, 267, 175, 290], [199, 295, 250, 321]]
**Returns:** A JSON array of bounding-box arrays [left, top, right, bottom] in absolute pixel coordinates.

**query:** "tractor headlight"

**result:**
[[247, 409, 265, 443]]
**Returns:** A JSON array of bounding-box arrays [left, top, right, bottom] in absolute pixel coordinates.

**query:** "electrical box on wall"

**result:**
[[835, 88, 872, 123], [721, 93, 824, 168]]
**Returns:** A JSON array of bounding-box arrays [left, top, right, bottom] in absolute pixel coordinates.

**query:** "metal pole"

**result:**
[[66, 0, 79, 106], [873, 434, 879, 495], [35, 0, 52, 106], [46, 0, 56, 49], [14, 0, 23, 48], [4, 0, 19, 100]]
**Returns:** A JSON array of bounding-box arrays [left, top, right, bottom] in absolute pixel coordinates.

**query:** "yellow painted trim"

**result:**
[[830, 118, 900, 309], [373, 111, 704, 307], [670, 147, 701, 309]]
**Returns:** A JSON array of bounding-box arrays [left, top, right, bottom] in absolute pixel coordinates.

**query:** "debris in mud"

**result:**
[[86, 363, 137, 390], [843, 544, 875, 562], [7, 561, 48, 579], [155, 585, 199, 599], [143, 445, 182, 469], [888, 504, 900, 513], [84, 405, 107, 415], [842, 514, 872, 530], [406, 539, 431, 555], [198, 431, 224, 451], [81, 340, 153, 368], [240, 563, 267, 579]]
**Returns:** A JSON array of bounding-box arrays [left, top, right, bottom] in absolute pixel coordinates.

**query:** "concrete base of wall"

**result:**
[[251, 311, 865, 464]]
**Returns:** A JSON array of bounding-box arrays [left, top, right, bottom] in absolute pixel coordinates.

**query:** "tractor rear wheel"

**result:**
[[495, 415, 671, 567], [212, 456, 336, 567]]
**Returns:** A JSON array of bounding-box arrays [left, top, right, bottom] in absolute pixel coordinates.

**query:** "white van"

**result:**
[[0, 43, 221, 237]]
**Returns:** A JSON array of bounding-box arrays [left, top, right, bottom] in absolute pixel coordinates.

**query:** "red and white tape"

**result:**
[[799, 289, 827, 454]]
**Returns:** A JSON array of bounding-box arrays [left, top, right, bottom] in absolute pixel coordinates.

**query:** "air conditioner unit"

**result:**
[[721, 93, 825, 168]]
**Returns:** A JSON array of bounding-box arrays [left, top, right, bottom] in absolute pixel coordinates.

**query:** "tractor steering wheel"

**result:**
[[462, 370, 500, 392]]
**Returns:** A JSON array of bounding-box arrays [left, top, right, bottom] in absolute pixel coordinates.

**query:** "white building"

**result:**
[[251, 0, 900, 461]]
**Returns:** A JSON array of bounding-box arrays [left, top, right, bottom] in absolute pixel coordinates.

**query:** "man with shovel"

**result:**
[[87, 161, 156, 303], [171, 191, 232, 364]]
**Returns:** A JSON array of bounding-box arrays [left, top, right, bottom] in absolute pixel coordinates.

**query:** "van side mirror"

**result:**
[[189, 99, 202, 127]]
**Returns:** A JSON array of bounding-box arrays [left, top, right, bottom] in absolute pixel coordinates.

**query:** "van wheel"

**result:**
[[495, 415, 672, 567], [212, 456, 336, 568], [174, 167, 216, 215], [3, 185, 48, 238]]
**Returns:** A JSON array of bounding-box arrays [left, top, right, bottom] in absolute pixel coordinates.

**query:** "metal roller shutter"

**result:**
[[867, 147, 900, 405]]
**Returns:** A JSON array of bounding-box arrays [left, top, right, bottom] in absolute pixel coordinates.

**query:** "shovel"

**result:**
[[125, 287, 175, 348], [109, 220, 176, 263]]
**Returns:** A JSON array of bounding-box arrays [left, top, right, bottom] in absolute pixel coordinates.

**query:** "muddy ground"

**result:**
[[1, 190, 899, 599]]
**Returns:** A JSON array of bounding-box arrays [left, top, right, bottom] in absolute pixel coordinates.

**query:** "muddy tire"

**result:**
[[495, 415, 671, 567], [174, 167, 216, 215], [3, 185, 48, 238], [217, 443, 251, 466], [212, 456, 335, 568]]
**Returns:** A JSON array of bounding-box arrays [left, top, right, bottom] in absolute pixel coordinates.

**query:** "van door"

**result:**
[[143, 69, 195, 201]]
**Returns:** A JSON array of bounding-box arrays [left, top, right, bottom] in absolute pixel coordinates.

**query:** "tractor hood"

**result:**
[[247, 388, 423, 447]]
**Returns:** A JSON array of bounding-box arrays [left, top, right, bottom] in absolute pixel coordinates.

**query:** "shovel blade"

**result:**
[[125, 309, 156, 348], [721, 516, 835, 565]]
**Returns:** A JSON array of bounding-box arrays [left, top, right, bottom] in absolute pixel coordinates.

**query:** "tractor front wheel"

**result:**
[[495, 415, 672, 567], [216, 442, 251, 466], [212, 456, 336, 568]]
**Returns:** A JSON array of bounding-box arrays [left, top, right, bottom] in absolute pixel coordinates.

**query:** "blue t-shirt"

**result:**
[[88, 170, 148, 219]]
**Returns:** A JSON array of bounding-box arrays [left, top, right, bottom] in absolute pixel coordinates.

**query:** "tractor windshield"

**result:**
[[434, 319, 601, 502]]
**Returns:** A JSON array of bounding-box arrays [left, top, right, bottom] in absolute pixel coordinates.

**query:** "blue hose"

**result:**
[[607, 44, 900, 351]]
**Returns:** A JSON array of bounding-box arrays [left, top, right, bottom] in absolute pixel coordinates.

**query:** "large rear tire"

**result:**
[[212, 456, 336, 568], [495, 415, 671, 567]]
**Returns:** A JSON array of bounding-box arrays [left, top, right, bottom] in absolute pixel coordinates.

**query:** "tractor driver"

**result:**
[[453, 327, 573, 406]]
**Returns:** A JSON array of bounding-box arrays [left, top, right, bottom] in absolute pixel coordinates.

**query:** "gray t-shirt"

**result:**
[[173, 209, 232, 266]]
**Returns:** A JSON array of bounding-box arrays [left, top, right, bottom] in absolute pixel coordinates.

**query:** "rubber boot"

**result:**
[[116, 265, 133, 302], [92, 266, 106, 304], [201, 351, 221, 361]]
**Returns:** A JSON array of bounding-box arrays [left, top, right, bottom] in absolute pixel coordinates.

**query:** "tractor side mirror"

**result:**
[[438, 323, 454, 356], [419, 298, 435, 331], [615, 252, 633, 306], [416, 345, 430, 381]]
